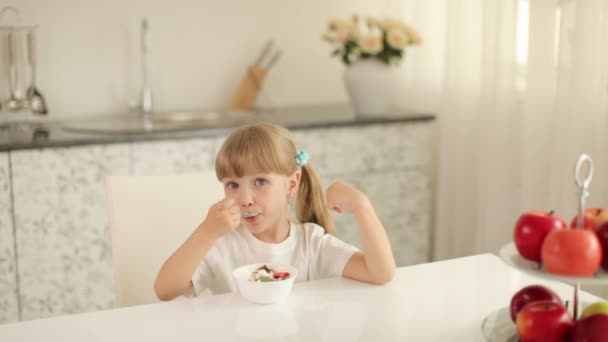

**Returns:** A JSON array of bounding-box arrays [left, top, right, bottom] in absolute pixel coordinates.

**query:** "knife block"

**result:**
[[228, 64, 268, 111]]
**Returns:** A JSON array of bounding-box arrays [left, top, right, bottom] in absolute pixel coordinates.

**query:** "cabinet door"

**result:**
[[294, 122, 431, 176], [321, 168, 431, 266], [11, 144, 130, 321], [0, 152, 18, 324], [294, 122, 433, 266]]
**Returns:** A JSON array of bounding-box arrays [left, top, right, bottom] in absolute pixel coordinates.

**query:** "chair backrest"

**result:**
[[105, 171, 223, 307]]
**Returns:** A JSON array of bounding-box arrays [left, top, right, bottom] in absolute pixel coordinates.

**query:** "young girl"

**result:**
[[154, 123, 396, 300]]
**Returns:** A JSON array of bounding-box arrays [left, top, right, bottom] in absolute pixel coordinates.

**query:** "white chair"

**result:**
[[105, 171, 224, 307]]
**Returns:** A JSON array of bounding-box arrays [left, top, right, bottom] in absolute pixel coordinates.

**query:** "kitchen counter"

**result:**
[[0, 104, 434, 151]]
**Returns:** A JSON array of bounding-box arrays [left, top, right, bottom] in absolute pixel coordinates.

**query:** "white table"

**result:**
[[0, 254, 602, 341]]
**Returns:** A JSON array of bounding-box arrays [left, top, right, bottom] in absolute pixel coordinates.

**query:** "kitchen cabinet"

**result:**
[[0, 153, 18, 324], [10, 145, 130, 321]]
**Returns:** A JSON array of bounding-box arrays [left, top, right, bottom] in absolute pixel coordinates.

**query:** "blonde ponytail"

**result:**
[[296, 164, 336, 235]]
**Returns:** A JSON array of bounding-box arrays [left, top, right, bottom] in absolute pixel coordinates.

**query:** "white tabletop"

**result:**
[[0, 254, 602, 341]]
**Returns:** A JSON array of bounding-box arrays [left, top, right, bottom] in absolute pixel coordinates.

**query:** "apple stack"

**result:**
[[510, 284, 608, 342], [514, 208, 608, 277]]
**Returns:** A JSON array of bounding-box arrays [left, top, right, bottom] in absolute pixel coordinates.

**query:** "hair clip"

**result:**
[[295, 150, 309, 167]]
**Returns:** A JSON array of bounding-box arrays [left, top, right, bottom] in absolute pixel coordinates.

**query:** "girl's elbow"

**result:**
[[155, 289, 172, 301], [154, 278, 173, 301], [373, 267, 396, 285]]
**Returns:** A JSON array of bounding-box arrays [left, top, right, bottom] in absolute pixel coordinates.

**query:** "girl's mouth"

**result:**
[[242, 211, 259, 218], [242, 211, 261, 223]]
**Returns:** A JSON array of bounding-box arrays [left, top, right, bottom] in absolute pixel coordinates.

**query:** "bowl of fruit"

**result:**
[[232, 263, 298, 304], [482, 284, 608, 342]]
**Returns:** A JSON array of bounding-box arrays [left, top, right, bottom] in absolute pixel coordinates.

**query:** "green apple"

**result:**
[[581, 302, 608, 318]]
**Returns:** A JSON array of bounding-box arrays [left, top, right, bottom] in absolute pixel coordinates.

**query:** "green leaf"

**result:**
[[259, 276, 274, 282], [342, 53, 350, 65]]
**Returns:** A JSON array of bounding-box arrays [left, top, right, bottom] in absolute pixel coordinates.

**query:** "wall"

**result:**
[[0, 0, 440, 118]]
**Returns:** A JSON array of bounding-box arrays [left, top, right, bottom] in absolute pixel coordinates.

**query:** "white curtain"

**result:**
[[394, 0, 608, 261]]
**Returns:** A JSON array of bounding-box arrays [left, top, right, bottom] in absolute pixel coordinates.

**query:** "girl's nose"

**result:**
[[238, 189, 254, 207]]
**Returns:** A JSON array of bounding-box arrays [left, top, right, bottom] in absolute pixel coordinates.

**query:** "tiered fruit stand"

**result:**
[[482, 155, 608, 341]]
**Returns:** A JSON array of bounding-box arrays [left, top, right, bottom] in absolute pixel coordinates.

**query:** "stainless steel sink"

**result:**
[[62, 110, 255, 135], [152, 111, 223, 123]]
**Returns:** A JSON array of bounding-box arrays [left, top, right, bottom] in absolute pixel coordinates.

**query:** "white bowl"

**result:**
[[232, 263, 298, 304]]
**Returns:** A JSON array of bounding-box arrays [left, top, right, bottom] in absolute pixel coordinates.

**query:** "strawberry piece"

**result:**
[[273, 272, 290, 280]]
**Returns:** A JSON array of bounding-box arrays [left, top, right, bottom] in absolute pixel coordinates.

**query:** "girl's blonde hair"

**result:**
[[215, 123, 336, 235]]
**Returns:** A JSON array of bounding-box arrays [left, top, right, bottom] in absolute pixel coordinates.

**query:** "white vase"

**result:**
[[343, 59, 394, 117]]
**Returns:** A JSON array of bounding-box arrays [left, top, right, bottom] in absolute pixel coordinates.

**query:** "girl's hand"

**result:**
[[326, 181, 369, 214], [200, 198, 241, 237]]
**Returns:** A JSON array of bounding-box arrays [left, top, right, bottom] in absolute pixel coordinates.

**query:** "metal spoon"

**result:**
[[26, 30, 48, 114]]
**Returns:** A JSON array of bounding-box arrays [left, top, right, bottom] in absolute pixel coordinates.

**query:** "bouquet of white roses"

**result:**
[[323, 15, 422, 66]]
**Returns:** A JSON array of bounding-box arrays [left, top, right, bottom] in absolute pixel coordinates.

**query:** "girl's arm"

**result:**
[[326, 181, 396, 285], [154, 198, 240, 300]]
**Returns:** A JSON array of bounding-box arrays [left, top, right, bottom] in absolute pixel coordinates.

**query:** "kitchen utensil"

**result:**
[[227, 40, 282, 111], [6, 29, 21, 111], [227, 65, 267, 111], [254, 40, 274, 65], [1, 6, 41, 113], [263, 49, 282, 70], [26, 30, 48, 114], [254, 40, 282, 70], [140, 18, 152, 115]]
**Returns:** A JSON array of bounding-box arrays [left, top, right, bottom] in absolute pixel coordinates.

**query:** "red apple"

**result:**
[[516, 300, 573, 342], [541, 229, 602, 277], [570, 207, 608, 231], [597, 222, 608, 271], [510, 285, 562, 322], [571, 313, 608, 342], [514, 210, 567, 262]]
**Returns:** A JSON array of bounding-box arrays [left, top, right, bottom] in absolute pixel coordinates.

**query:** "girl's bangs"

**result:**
[[215, 129, 287, 179]]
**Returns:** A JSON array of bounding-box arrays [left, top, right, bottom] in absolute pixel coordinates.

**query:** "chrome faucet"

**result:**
[[140, 18, 153, 117]]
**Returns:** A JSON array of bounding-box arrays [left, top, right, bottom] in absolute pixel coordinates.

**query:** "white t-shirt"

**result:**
[[191, 221, 359, 296]]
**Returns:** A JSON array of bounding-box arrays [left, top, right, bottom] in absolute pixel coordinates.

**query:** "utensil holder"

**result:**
[[0, 6, 40, 115], [228, 64, 268, 111]]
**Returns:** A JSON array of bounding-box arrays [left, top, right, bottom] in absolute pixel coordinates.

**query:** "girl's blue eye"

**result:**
[[226, 182, 238, 189], [255, 178, 268, 186]]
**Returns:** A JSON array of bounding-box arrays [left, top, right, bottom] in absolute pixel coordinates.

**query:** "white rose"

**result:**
[[328, 18, 340, 30], [323, 29, 354, 46], [358, 34, 383, 55], [403, 24, 423, 45], [365, 16, 379, 27], [322, 31, 336, 43], [380, 17, 402, 31], [387, 28, 407, 50], [335, 28, 352, 44], [329, 19, 355, 33]]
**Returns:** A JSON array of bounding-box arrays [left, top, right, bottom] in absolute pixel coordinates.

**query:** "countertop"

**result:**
[[0, 254, 599, 341], [0, 104, 435, 152]]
